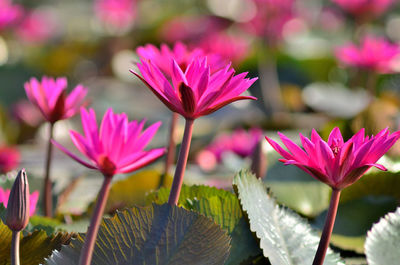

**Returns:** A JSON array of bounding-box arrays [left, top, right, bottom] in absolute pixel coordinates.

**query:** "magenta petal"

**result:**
[[51, 140, 97, 170], [278, 132, 309, 163], [367, 163, 387, 171], [118, 148, 165, 173], [265, 136, 295, 160]]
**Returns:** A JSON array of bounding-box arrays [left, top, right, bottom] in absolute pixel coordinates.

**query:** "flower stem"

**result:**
[[312, 189, 341, 265], [79, 176, 112, 265], [11, 231, 20, 265], [251, 140, 266, 179], [44, 122, 54, 217], [159, 112, 179, 188], [168, 118, 194, 205]]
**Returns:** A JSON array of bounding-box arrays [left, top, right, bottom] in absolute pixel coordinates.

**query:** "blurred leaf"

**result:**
[[0, 218, 73, 265], [25, 215, 61, 236], [340, 171, 400, 204], [267, 181, 330, 217], [46, 204, 231, 265], [365, 207, 400, 265], [234, 170, 343, 265], [314, 196, 398, 253], [94, 170, 172, 214], [149, 184, 263, 265], [266, 161, 331, 217]]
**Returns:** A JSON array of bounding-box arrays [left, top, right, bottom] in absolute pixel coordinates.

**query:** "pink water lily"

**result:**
[[335, 36, 400, 74], [52, 108, 165, 177], [266, 127, 400, 190], [0, 187, 39, 216], [25, 76, 88, 124], [132, 57, 257, 120]]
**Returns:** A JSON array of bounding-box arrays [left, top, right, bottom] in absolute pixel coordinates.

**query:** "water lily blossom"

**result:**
[[133, 56, 257, 206], [25, 76, 88, 124], [266, 127, 400, 265], [132, 57, 257, 120], [25, 76, 88, 217], [266, 127, 400, 189], [0, 187, 39, 216], [335, 36, 400, 74], [53, 108, 164, 265], [52, 108, 165, 177]]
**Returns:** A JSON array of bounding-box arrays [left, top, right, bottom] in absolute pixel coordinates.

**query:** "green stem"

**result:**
[[312, 189, 341, 265], [44, 122, 54, 217], [11, 231, 20, 265], [168, 118, 194, 205], [79, 176, 112, 265]]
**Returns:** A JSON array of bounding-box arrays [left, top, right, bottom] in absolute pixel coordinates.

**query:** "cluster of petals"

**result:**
[[335, 36, 400, 74], [25, 76, 88, 124], [0, 187, 39, 216], [0, 146, 20, 174], [94, 0, 136, 30], [332, 0, 394, 18], [132, 57, 257, 120], [266, 127, 400, 190], [52, 108, 165, 178], [242, 0, 295, 42], [136, 42, 224, 75], [0, 0, 22, 30]]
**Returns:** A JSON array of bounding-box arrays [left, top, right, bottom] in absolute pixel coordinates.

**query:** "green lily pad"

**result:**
[[148, 184, 264, 265], [46, 204, 231, 265]]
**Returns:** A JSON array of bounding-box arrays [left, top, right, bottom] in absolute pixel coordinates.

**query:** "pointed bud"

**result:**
[[6, 169, 30, 231]]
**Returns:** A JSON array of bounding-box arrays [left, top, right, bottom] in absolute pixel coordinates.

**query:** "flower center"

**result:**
[[178, 82, 196, 115], [98, 155, 116, 177]]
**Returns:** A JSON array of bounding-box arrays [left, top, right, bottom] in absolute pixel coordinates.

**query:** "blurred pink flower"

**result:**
[[16, 10, 56, 44], [11, 99, 44, 127], [132, 57, 257, 120], [95, 0, 136, 30], [0, 187, 39, 216], [160, 15, 230, 44], [197, 128, 262, 170], [332, 0, 394, 19], [24, 76, 88, 124], [0, 146, 20, 174], [0, 0, 22, 30], [242, 0, 295, 43], [335, 36, 400, 73], [266, 127, 400, 189], [199, 32, 250, 65], [52, 108, 165, 177]]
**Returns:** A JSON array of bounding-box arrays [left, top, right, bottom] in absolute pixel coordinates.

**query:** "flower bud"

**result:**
[[6, 169, 30, 231]]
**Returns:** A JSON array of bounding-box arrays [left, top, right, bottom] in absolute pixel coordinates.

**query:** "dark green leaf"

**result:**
[[46, 204, 231, 265]]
